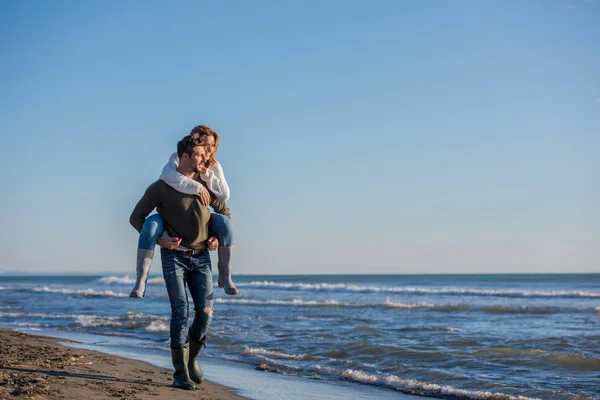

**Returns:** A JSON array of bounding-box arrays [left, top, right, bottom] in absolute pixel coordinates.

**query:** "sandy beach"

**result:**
[[0, 328, 247, 400]]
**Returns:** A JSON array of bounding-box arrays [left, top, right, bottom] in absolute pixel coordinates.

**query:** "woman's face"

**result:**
[[200, 135, 216, 158]]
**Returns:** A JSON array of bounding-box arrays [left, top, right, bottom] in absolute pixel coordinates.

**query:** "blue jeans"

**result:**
[[138, 213, 233, 250], [161, 248, 214, 348]]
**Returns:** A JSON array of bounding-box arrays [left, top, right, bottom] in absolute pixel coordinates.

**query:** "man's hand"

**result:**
[[199, 186, 210, 206], [157, 237, 182, 250], [207, 237, 219, 251]]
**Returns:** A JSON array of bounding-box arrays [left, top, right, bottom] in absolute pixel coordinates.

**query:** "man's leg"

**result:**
[[161, 249, 195, 390], [186, 250, 214, 384]]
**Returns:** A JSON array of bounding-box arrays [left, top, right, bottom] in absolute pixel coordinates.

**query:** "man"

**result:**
[[130, 133, 229, 390]]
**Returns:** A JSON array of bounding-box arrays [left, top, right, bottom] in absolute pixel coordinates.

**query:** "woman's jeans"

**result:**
[[161, 248, 214, 348], [138, 213, 233, 250]]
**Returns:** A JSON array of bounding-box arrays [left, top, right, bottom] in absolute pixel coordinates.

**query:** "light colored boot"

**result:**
[[129, 249, 154, 298], [217, 246, 239, 295]]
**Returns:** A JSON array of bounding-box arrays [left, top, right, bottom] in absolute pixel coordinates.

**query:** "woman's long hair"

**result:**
[[189, 125, 220, 167]]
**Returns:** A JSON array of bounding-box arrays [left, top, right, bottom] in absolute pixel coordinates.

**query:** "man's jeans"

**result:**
[[161, 248, 214, 348]]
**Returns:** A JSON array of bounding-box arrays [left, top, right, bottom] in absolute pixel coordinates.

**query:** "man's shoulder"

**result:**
[[146, 180, 170, 193]]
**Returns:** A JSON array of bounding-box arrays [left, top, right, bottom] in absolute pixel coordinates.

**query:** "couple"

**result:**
[[129, 125, 237, 390]]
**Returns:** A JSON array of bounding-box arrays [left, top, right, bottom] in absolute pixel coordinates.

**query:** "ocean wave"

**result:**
[[97, 276, 136, 285], [244, 347, 314, 361], [214, 298, 594, 314], [9, 322, 45, 327], [0, 310, 170, 330], [341, 369, 540, 400], [252, 360, 540, 400], [75, 311, 168, 330], [145, 320, 169, 333], [396, 326, 464, 333], [0, 311, 82, 319], [482, 305, 563, 315], [96, 276, 164, 286], [477, 347, 600, 370], [32, 286, 129, 297], [477, 347, 546, 358], [75, 315, 122, 328], [215, 297, 460, 310], [544, 353, 600, 371], [243, 281, 600, 299]]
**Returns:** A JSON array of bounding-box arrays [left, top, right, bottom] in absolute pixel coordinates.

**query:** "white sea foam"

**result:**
[[74, 311, 168, 329], [244, 347, 310, 360], [32, 286, 128, 297], [216, 298, 343, 307], [97, 276, 164, 286], [0, 311, 81, 319], [341, 369, 541, 400], [75, 315, 122, 327], [312, 365, 338, 375], [215, 298, 449, 310], [97, 276, 136, 285], [243, 281, 600, 298], [10, 322, 44, 327], [215, 298, 581, 314], [145, 320, 169, 332], [383, 298, 438, 309]]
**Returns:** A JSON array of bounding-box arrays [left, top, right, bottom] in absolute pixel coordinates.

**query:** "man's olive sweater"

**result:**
[[130, 180, 230, 251]]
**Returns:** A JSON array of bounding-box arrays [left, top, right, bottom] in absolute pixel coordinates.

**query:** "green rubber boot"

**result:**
[[188, 334, 206, 384], [171, 345, 196, 390]]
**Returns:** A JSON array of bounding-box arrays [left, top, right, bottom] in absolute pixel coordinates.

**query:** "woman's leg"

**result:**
[[130, 214, 165, 298], [208, 213, 238, 295]]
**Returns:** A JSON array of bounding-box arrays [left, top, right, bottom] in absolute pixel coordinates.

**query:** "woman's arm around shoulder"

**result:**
[[199, 161, 230, 201], [159, 152, 204, 195]]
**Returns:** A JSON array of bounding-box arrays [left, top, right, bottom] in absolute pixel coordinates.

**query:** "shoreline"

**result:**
[[0, 328, 247, 400], [1, 328, 421, 400]]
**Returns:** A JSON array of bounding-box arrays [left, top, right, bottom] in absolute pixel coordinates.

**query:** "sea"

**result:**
[[0, 273, 598, 400]]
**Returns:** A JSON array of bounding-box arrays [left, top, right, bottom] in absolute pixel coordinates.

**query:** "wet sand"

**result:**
[[0, 328, 247, 399]]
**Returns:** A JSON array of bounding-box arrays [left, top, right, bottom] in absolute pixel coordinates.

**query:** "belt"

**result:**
[[170, 248, 204, 256]]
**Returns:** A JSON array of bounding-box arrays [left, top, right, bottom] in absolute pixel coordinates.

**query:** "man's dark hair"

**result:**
[[177, 134, 203, 159]]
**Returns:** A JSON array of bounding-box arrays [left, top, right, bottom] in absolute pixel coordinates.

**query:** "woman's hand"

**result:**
[[199, 186, 210, 206], [207, 237, 219, 251], [157, 237, 182, 250]]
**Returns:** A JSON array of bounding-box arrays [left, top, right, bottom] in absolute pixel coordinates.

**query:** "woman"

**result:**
[[129, 125, 239, 298]]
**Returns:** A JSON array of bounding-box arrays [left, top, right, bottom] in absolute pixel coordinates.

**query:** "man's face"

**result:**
[[181, 145, 207, 172]]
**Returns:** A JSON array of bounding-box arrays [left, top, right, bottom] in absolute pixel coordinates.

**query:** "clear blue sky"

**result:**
[[1, 0, 598, 275]]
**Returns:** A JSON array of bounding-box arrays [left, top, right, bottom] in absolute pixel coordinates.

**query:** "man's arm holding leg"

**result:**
[[130, 183, 162, 233]]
